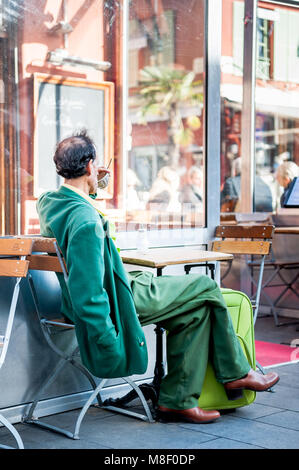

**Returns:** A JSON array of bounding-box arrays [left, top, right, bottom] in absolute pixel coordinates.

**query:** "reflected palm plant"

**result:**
[[138, 66, 203, 168]]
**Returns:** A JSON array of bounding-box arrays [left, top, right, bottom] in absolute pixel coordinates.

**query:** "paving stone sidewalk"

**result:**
[[0, 362, 298, 450], [1, 317, 299, 450]]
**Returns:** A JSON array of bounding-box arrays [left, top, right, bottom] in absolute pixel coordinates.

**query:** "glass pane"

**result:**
[[0, 0, 206, 236], [255, 2, 299, 212], [127, 0, 206, 229], [220, 0, 244, 214], [0, 0, 118, 235]]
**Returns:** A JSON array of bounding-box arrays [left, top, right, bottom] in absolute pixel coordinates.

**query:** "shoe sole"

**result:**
[[156, 410, 219, 424]]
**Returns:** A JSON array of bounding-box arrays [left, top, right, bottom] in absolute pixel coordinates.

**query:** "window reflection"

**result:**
[[0, 0, 116, 235], [256, 17, 271, 80], [255, 2, 299, 212], [220, 0, 244, 214], [5, 1, 298, 234], [220, 0, 299, 215], [127, 0, 206, 228], [0, 0, 206, 235]]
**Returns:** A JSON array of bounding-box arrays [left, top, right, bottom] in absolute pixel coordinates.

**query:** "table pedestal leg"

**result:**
[[184, 262, 215, 280], [103, 268, 165, 410]]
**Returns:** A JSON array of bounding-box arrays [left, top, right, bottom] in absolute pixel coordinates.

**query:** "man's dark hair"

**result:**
[[53, 129, 96, 179]]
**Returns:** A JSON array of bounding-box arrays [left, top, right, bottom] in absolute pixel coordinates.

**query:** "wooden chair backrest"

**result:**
[[27, 238, 64, 273], [0, 238, 33, 278], [212, 225, 274, 256], [26, 238, 71, 327], [215, 225, 274, 239]]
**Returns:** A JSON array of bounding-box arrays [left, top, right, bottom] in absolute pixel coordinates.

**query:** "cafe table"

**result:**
[[120, 246, 233, 277], [112, 246, 234, 408]]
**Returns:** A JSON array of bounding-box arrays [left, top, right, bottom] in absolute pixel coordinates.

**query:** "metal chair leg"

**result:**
[[23, 355, 71, 424], [25, 374, 155, 441], [0, 413, 24, 449], [255, 362, 276, 392], [0, 270, 25, 449], [80, 377, 155, 439]]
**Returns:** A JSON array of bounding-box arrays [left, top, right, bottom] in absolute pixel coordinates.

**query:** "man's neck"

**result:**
[[64, 177, 90, 195]]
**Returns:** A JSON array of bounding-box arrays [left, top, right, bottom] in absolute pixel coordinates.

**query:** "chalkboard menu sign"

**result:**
[[33, 75, 114, 197]]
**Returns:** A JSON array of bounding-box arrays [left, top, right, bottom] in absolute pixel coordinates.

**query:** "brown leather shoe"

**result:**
[[157, 405, 220, 424], [224, 369, 280, 400]]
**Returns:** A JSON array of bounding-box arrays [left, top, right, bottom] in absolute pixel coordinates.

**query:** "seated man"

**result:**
[[275, 161, 299, 207], [37, 130, 279, 424]]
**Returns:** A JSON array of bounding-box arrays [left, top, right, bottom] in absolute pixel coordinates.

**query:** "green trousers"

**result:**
[[129, 271, 250, 410]]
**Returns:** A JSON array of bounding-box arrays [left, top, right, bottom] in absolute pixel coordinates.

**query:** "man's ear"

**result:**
[[86, 159, 93, 176]]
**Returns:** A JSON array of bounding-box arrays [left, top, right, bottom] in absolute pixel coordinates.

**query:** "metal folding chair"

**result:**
[[183, 224, 274, 324], [211, 225, 275, 378], [212, 225, 274, 325], [23, 238, 154, 441], [0, 238, 33, 449]]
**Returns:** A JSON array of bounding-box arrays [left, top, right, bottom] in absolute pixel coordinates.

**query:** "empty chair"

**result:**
[[0, 238, 33, 449], [212, 225, 274, 325]]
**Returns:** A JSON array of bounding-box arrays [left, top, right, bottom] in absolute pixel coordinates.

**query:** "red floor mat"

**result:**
[[255, 340, 299, 367]]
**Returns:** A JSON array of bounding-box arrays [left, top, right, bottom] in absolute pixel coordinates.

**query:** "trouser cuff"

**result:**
[[216, 364, 251, 384]]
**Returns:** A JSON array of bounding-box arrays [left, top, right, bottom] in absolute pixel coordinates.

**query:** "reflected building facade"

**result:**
[[0, 0, 298, 236]]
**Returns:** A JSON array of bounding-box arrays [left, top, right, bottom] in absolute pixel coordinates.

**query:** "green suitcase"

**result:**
[[198, 288, 256, 410]]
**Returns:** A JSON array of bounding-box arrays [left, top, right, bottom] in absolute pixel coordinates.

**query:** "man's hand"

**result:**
[[97, 167, 111, 181], [97, 166, 111, 189]]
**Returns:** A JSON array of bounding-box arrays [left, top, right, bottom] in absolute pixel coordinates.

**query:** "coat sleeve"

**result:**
[[65, 220, 118, 349]]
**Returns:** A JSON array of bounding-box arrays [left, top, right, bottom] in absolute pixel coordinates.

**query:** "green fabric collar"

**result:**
[[57, 185, 118, 248]]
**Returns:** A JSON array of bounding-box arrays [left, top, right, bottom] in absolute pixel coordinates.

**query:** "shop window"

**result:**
[[256, 17, 271, 79], [233, 2, 275, 80], [273, 8, 299, 83], [0, 0, 207, 236], [222, 0, 299, 215], [129, 10, 175, 88], [127, 0, 206, 229], [232, 1, 244, 76], [233, 2, 299, 84], [255, 2, 299, 212]]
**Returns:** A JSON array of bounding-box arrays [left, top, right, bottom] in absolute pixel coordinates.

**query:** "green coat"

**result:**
[[37, 186, 148, 378]]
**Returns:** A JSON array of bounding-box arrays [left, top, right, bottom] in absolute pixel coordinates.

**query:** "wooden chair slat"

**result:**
[[215, 225, 274, 239], [212, 240, 271, 255], [220, 213, 237, 223], [0, 239, 33, 256], [0, 259, 30, 277], [32, 238, 57, 254], [27, 255, 63, 273]]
